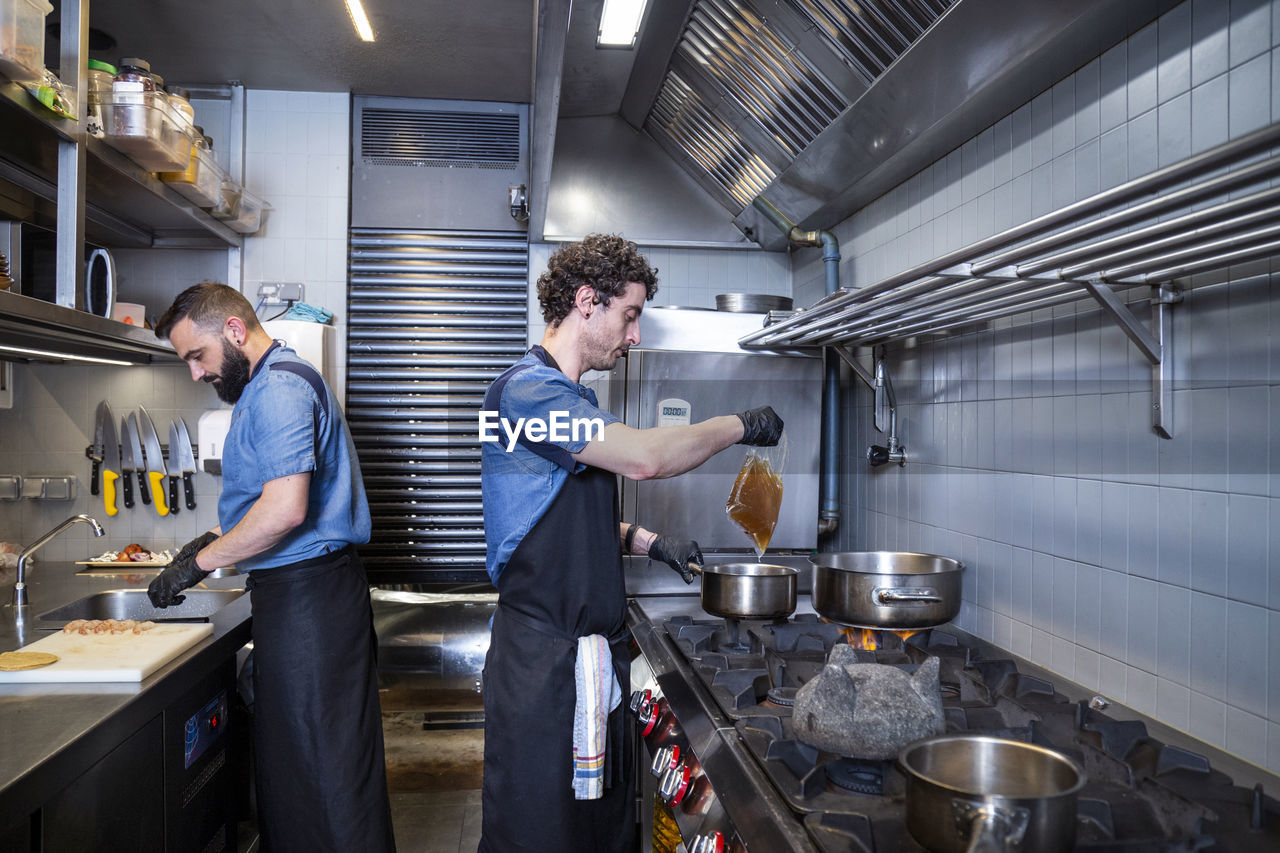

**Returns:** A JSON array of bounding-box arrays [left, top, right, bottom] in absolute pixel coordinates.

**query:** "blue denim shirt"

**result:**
[[219, 343, 371, 570], [480, 348, 620, 583]]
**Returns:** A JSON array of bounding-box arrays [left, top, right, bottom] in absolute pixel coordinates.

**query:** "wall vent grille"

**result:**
[[360, 109, 521, 166]]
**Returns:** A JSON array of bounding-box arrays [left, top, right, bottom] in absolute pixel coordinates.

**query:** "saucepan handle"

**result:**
[[874, 587, 942, 605], [952, 800, 1030, 853]]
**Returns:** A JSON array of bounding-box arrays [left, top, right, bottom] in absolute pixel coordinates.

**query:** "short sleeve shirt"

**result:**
[[219, 343, 372, 570], [480, 347, 620, 582]]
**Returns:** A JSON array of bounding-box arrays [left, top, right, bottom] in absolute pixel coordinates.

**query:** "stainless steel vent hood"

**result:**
[[0, 290, 175, 365], [626, 0, 1179, 248]]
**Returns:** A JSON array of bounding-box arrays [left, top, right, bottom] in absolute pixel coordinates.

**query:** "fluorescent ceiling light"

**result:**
[[0, 344, 134, 366], [345, 0, 375, 42], [598, 0, 649, 47]]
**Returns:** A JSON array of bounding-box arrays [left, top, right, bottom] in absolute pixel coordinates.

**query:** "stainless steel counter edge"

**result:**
[[0, 566, 252, 823], [627, 600, 821, 852]]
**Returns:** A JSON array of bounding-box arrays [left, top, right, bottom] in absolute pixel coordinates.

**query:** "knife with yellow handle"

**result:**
[[136, 406, 169, 516], [100, 404, 120, 517]]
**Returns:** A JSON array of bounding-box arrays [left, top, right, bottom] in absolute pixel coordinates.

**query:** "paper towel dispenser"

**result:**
[[197, 409, 232, 475]]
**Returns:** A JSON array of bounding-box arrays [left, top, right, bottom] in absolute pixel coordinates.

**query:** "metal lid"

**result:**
[[118, 57, 150, 72], [715, 293, 794, 313]]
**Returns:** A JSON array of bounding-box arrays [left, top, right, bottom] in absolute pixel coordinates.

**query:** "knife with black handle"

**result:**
[[125, 413, 150, 506], [120, 416, 135, 509], [176, 418, 198, 510], [167, 421, 183, 515]]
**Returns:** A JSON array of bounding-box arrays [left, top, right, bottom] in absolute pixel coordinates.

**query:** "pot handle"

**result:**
[[952, 800, 1030, 853], [874, 587, 942, 605]]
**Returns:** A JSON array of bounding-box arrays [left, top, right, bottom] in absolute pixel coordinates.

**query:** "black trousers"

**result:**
[[247, 546, 395, 853]]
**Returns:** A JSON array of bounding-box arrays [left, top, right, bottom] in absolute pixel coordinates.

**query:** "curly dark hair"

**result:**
[[537, 234, 658, 327]]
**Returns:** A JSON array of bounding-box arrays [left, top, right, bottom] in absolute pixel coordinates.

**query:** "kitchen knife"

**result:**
[[118, 416, 137, 509], [175, 417, 198, 510], [125, 413, 148, 507], [166, 421, 183, 515], [100, 408, 120, 517], [86, 401, 109, 496], [136, 406, 169, 516]]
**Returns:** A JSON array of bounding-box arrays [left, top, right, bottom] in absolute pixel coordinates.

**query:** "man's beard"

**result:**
[[205, 338, 252, 403], [581, 325, 626, 373]]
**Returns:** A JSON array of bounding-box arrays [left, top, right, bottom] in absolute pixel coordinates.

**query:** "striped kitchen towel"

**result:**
[[572, 633, 622, 800]]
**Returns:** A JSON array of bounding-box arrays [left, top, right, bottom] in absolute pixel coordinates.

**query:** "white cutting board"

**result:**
[[0, 624, 213, 683]]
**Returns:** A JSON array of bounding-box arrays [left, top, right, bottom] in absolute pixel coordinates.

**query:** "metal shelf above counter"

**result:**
[[0, 289, 177, 364], [740, 122, 1280, 438], [0, 80, 241, 249]]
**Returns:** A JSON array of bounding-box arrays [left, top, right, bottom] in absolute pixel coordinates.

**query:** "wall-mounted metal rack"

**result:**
[[739, 122, 1280, 438]]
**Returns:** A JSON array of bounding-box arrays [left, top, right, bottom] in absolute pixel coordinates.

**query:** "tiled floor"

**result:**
[[384, 712, 485, 853], [391, 790, 482, 853]]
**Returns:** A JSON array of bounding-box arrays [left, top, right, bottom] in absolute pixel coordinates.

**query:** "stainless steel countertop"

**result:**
[[0, 563, 251, 822]]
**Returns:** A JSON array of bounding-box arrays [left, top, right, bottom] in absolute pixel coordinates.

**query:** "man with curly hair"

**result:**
[[478, 234, 782, 852]]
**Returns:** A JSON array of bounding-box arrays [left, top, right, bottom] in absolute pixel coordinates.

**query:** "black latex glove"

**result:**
[[147, 552, 208, 608], [736, 406, 784, 446], [648, 536, 702, 584], [175, 530, 219, 563]]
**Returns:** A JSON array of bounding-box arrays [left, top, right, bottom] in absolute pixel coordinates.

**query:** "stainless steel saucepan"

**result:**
[[900, 734, 1086, 853], [809, 551, 963, 629], [690, 562, 797, 621]]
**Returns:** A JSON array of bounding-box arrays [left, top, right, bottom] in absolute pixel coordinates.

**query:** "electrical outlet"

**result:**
[[256, 281, 304, 306]]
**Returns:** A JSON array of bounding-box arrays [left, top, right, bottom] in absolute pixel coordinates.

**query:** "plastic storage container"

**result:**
[[98, 58, 192, 172], [0, 0, 52, 83], [160, 139, 223, 207], [212, 184, 268, 234], [84, 59, 117, 137]]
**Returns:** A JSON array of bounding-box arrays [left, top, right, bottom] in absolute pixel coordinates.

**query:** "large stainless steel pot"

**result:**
[[809, 551, 962, 629], [900, 734, 1085, 853], [693, 563, 796, 620]]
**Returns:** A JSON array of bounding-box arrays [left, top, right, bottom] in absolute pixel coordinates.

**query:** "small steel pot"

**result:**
[[900, 734, 1085, 853], [693, 563, 797, 620], [809, 551, 962, 629]]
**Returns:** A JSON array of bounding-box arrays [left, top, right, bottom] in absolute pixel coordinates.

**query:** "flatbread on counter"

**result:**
[[0, 651, 59, 671]]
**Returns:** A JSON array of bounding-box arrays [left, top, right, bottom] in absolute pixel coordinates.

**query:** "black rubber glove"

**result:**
[[736, 406, 784, 446], [147, 553, 208, 608], [648, 536, 702, 585], [175, 530, 219, 563]]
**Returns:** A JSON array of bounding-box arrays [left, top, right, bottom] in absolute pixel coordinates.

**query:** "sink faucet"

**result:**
[[14, 514, 106, 607]]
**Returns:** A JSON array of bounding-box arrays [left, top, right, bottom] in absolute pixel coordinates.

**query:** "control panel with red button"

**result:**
[[184, 690, 229, 769]]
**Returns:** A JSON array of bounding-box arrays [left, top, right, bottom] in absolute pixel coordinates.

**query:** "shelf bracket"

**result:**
[[1081, 279, 1179, 438], [833, 345, 874, 390]]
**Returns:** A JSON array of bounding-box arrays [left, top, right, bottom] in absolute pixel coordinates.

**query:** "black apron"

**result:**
[[247, 545, 395, 853], [479, 361, 634, 853]]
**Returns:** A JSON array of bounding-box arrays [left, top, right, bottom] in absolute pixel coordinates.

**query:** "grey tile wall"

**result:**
[[0, 362, 226, 558], [793, 0, 1280, 774]]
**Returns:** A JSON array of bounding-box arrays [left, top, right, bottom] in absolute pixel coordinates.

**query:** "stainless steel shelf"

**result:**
[[740, 122, 1280, 437], [0, 79, 241, 249], [0, 289, 177, 364]]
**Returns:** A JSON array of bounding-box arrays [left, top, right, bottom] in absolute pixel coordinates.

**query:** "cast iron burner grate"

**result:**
[[766, 687, 797, 707]]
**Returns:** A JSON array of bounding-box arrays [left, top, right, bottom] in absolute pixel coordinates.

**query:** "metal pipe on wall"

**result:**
[[751, 197, 841, 538]]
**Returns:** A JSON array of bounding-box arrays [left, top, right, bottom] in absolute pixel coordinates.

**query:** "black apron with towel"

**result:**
[[247, 545, 395, 853], [478, 439, 635, 851]]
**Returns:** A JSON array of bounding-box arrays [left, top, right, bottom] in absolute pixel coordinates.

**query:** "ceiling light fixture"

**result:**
[[345, 0, 375, 42], [598, 0, 650, 48], [0, 344, 134, 366]]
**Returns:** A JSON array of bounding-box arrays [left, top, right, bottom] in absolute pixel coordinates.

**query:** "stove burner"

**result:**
[[766, 687, 797, 707], [825, 758, 885, 795]]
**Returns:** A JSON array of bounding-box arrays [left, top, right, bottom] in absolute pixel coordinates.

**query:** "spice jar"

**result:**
[[111, 57, 158, 138], [84, 59, 116, 138], [166, 85, 195, 135]]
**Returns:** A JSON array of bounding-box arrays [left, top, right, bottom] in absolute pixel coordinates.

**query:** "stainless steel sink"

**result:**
[[38, 589, 245, 624]]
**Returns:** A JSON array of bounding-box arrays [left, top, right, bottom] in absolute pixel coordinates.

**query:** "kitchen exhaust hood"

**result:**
[[629, 0, 1179, 248], [0, 290, 175, 365]]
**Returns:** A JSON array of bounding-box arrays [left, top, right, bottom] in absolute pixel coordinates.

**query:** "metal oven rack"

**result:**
[[739, 122, 1280, 438]]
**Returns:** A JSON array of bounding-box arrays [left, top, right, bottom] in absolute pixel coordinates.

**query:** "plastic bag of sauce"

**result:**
[[726, 450, 784, 559]]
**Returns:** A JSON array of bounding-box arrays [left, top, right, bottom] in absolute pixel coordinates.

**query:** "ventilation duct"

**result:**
[[632, 0, 1175, 248], [352, 97, 529, 232]]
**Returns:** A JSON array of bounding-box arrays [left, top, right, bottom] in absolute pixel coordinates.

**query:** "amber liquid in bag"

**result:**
[[726, 453, 784, 558]]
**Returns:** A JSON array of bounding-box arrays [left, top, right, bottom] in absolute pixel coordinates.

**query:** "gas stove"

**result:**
[[628, 598, 1280, 853]]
